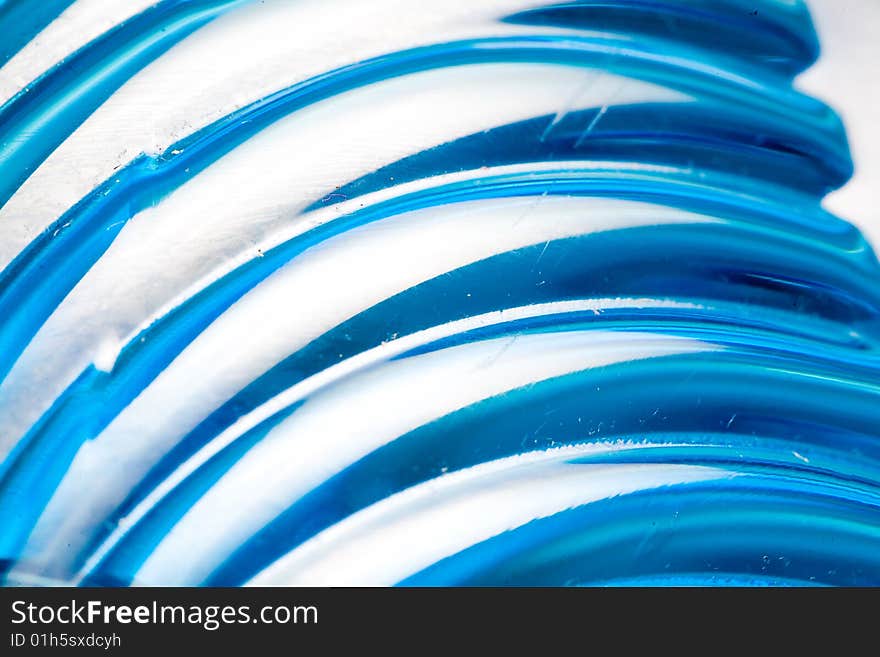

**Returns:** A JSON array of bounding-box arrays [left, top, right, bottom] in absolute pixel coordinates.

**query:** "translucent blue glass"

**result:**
[[0, 0, 877, 586]]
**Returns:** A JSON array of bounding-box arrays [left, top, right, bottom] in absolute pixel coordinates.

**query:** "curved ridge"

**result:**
[[1, 0, 878, 587]]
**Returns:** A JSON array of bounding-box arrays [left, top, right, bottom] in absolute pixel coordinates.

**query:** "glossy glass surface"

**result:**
[[0, 0, 877, 586]]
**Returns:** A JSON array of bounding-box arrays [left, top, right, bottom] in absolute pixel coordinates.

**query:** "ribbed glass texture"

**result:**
[[0, 0, 878, 586]]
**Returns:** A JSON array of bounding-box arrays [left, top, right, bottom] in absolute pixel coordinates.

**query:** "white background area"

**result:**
[[800, 0, 879, 250]]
